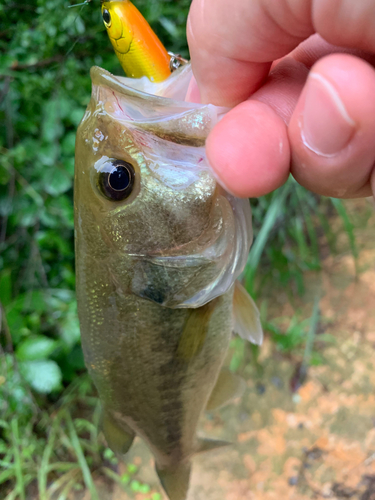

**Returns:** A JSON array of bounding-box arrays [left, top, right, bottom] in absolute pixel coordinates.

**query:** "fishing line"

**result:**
[[67, 0, 92, 8], [64, 0, 94, 58]]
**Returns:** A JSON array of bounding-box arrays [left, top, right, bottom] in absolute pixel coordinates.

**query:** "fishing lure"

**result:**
[[101, 0, 172, 81]]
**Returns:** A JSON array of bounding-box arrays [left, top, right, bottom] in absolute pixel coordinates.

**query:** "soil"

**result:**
[[82, 198, 375, 500]]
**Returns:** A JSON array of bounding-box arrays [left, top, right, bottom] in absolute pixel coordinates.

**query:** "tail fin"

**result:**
[[156, 462, 191, 500]]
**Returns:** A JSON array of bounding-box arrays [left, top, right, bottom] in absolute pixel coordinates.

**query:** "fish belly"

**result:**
[[77, 259, 234, 467]]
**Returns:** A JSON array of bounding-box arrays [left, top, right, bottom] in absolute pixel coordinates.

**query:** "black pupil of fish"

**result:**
[[102, 9, 110, 25], [108, 166, 130, 191]]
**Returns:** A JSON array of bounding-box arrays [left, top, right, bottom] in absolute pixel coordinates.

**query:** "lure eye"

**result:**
[[102, 8, 111, 27], [99, 160, 135, 201]]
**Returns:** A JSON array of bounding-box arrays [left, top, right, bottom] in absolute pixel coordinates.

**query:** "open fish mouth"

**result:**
[[89, 65, 253, 308]]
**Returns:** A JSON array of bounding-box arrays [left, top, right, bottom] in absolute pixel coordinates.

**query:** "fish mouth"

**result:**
[[130, 190, 252, 308], [90, 65, 228, 148], [90, 64, 194, 101]]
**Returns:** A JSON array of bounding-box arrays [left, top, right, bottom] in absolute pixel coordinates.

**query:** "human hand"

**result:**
[[186, 0, 375, 199]]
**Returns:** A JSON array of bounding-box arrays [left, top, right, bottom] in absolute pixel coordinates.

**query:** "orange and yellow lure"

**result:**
[[101, 0, 172, 82]]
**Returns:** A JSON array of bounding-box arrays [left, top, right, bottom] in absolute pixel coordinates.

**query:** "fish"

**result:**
[[74, 63, 263, 500], [101, 0, 171, 82], [76, 2, 263, 498]]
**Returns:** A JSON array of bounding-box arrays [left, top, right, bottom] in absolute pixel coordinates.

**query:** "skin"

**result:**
[[187, 0, 375, 199]]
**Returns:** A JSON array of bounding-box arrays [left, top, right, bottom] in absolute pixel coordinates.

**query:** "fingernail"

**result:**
[[185, 76, 201, 103], [302, 73, 356, 156], [205, 157, 237, 196]]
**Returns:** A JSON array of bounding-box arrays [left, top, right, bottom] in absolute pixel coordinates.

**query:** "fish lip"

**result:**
[[90, 65, 192, 103], [90, 65, 229, 113]]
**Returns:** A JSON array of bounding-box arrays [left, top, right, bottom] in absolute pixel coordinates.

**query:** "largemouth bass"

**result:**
[[76, 4, 262, 495], [75, 64, 262, 499]]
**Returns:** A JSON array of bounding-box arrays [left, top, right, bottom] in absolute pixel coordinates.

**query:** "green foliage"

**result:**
[[0, 1, 190, 496], [248, 179, 358, 298], [0, 0, 360, 497], [0, 375, 158, 500], [0, 0, 358, 396], [0, 0, 193, 396]]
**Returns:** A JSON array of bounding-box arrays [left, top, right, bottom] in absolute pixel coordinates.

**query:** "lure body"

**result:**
[[101, 0, 171, 82]]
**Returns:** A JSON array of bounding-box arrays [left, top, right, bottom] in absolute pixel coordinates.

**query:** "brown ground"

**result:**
[[87, 198, 375, 500]]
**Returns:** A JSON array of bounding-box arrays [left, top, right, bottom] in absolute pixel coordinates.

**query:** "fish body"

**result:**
[[101, 0, 171, 81], [74, 65, 262, 499]]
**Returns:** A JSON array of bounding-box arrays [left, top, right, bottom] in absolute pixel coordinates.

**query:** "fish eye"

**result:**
[[102, 8, 111, 27], [99, 160, 135, 201]]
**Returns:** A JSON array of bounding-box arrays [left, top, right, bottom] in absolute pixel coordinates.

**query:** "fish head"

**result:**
[[75, 65, 252, 307]]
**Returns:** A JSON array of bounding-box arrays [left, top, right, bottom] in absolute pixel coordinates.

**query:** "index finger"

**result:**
[[187, 0, 375, 106]]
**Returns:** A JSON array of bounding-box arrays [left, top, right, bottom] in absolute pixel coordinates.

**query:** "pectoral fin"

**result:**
[[176, 300, 216, 360], [233, 281, 263, 345], [156, 462, 191, 500], [206, 368, 246, 411], [101, 410, 135, 456]]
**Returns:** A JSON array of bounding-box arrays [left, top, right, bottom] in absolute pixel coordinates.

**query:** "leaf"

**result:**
[[19, 360, 62, 394], [42, 99, 64, 142], [16, 336, 59, 361], [61, 132, 76, 156], [0, 270, 12, 307], [43, 167, 72, 196], [159, 17, 179, 38], [18, 202, 41, 227]]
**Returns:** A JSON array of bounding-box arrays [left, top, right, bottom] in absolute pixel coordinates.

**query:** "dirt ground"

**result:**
[[89, 198, 375, 500]]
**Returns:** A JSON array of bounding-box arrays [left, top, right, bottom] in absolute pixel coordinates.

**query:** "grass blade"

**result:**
[[330, 198, 358, 274], [5, 487, 20, 500], [303, 296, 320, 367], [57, 476, 80, 500], [246, 182, 292, 295], [101, 466, 122, 485], [38, 416, 60, 500], [0, 467, 15, 485], [46, 467, 81, 499], [10, 419, 25, 500], [66, 413, 99, 500], [46, 462, 78, 473]]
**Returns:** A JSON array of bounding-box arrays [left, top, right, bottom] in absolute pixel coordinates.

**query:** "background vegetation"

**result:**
[[0, 1, 359, 498]]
